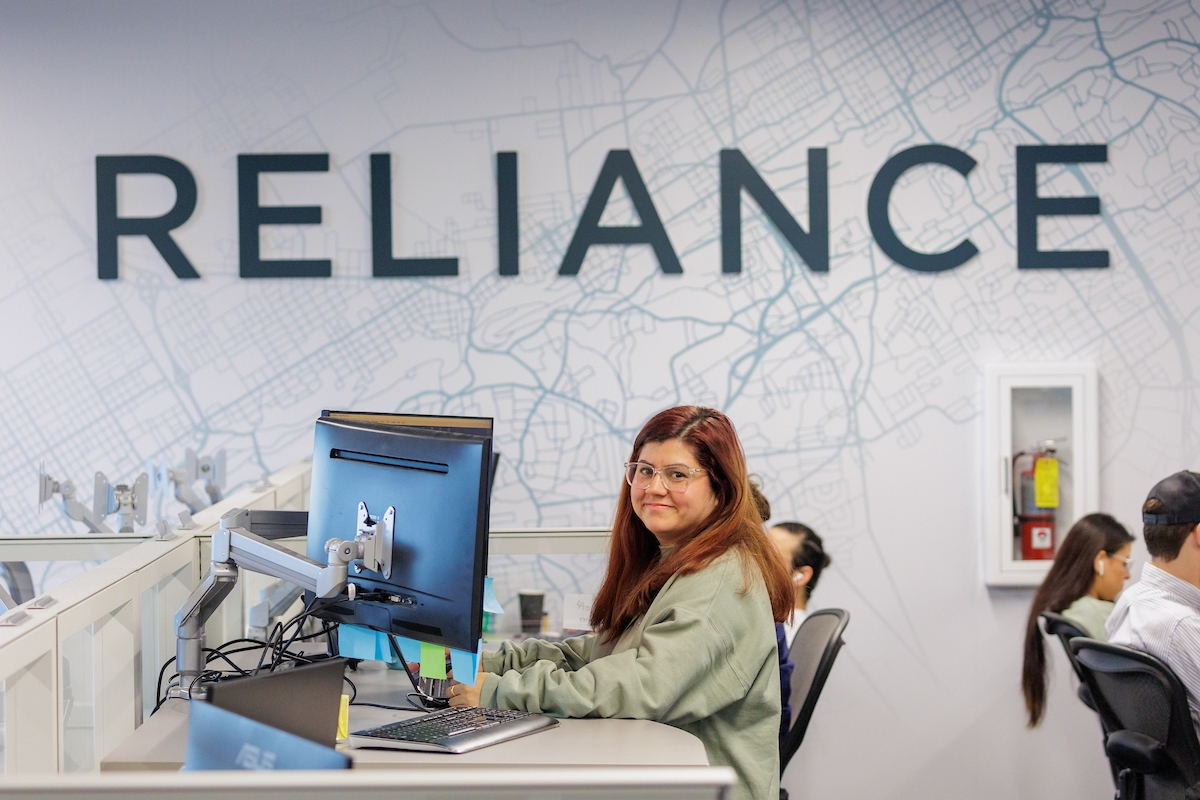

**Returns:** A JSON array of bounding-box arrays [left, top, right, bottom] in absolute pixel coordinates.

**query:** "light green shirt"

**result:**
[[480, 550, 780, 800], [1062, 594, 1115, 640]]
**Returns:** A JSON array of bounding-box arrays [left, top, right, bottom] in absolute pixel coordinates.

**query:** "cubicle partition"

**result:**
[[0, 767, 736, 799], [0, 459, 613, 776]]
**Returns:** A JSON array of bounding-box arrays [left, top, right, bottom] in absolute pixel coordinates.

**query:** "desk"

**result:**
[[102, 661, 709, 771]]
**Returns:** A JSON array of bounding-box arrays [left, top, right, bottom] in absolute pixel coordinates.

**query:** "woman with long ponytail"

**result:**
[[1022, 513, 1134, 726]]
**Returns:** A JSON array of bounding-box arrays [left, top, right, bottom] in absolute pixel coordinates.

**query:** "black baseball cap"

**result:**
[[1143, 471, 1200, 525]]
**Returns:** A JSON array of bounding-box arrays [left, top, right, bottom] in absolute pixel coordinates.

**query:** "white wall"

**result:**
[[2, 0, 1198, 795]]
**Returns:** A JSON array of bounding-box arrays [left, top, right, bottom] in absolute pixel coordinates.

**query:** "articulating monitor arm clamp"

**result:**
[[170, 502, 395, 699]]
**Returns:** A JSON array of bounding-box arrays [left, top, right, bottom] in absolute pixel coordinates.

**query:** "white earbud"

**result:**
[[1097, 560, 1105, 577]]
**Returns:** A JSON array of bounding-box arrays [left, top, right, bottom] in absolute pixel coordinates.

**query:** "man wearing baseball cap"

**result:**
[[1107, 470, 1200, 736]]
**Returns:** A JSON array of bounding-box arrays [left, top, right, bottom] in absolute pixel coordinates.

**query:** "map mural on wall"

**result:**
[[1, 2, 1198, 791], [5, 0, 1194, 529]]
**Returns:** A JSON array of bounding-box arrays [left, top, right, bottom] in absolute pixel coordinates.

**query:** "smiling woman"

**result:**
[[624, 440, 718, 547], [449, 406, 792, 800]]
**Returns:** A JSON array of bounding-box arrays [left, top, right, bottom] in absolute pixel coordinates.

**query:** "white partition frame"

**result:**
[[0, 766, 736, 799], [0, 460, 311, 774]]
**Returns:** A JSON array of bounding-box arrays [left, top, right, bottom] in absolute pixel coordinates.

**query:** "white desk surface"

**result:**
[[102, 661, 709, 772]]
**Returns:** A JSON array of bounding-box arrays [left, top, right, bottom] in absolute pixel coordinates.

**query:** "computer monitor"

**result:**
[[305, 412, 493, 653]]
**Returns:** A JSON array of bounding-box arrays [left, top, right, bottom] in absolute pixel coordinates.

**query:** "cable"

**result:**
[[388, 634, 448, 709], [202, 648, 253, 677], [153, 655, 177, 714], [272, 596, 338, 669], [351, 700, 415, 711], [255, 621, 284, 675], [153, 597, 345, 717]]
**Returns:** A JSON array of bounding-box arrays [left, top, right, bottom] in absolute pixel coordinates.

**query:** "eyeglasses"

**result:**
[[624, 461, 706, 493]]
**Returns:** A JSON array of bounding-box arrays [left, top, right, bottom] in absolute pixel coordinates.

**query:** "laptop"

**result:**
[[185, 701, 350, 771], [205, 657, 347, 748]]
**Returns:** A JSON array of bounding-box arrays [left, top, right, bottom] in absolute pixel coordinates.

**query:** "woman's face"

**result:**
[[1094, 542, 1133, 601], [631, 439, 719, 548]]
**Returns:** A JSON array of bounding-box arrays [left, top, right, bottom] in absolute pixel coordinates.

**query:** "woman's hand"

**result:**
[[448, 671, 487, 707]]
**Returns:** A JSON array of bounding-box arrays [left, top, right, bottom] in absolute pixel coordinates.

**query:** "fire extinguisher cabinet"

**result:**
[[984, 363, 1098, 587]]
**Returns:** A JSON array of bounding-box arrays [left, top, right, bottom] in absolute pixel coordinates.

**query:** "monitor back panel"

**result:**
[[306, 417, 490, 652], [206, 658, 346, 748]]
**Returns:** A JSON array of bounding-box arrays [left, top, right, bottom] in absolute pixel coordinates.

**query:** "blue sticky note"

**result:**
[[374, 633, 391, 663], [483, 576, 504, 614], [337, 624, 380, 662], [449, 638, 483, 684], [390, 636, 420, 664]]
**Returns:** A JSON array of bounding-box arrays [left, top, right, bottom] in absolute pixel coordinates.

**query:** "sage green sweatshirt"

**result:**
[[479, 551, 780, 800]]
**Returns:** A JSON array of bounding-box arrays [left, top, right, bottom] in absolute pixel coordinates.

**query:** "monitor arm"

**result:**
[[171, 502, 395, 698]]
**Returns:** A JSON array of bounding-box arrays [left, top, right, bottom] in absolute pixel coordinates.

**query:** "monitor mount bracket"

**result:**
[[170, 502, 395, 699], [351, 501, 394, 580], [38, 470, 113, 534]]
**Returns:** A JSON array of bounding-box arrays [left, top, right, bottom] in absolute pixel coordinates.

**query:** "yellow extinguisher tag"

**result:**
[[1034, 458, 1059, 508]]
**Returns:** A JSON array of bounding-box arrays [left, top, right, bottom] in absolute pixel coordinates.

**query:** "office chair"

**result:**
[[1071, 639, 1200, 800], [780, 609, 849, 774], [1042, 611, 1120, 787], [1039, 611, 1099, 712]]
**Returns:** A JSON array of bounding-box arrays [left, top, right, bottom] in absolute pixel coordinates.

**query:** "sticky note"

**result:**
[[449, 639, 483, 685], [1034, 457, 1059, 508], [563, 593, 594, 631], [390, 635, 420, 664], [337, 694, 350, 740], [419, 641, 447, 679], [483, 576, 504, 614], [337, 624, 381, 661]]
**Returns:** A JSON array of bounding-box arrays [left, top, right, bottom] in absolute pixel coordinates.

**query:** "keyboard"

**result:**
[[349, 706, 559, 753]]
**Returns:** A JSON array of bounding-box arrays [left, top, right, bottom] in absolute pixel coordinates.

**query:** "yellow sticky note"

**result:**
[[419, 641, 447, 679], [1034, 457, 1059, 509], [337, 693, 349, 740]]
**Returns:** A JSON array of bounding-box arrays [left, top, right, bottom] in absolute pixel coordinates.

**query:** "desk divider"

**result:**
[[0, 458, 613, 775]]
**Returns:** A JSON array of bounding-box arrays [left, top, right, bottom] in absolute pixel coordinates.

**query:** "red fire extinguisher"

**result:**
[[1013, 442, 1059, 560]]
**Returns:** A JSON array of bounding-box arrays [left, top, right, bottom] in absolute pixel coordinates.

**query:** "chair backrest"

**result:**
[[1040, 610, 1104, 714], [1040, 611, 1089, 681], [780, 608, 849, 773], [1071, 639, 1200, 795]]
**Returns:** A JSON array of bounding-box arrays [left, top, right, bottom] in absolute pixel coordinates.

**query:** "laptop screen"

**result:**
[[205, 658, 346, 748]]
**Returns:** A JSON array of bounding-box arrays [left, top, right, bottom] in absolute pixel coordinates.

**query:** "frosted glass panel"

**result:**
[[487, 553, 607, 635], [61, 625, 94, 773], [62, 601, 136, 773], [0, 677, 7, 774], [140, 565, 193, 724]]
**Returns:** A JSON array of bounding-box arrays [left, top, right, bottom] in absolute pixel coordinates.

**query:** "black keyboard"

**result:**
[[349, 706, 559, 753]]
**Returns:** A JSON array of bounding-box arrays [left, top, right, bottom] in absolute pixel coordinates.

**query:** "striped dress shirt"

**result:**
[[1107, 563, 1200, 736]]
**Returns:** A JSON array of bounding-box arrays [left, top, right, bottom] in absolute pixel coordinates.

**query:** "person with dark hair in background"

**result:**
[[768, 522, 832, 648], [1020, 513, 1133, 727], [445, 407, 793, 800], [1109, 471, 1200, 737]]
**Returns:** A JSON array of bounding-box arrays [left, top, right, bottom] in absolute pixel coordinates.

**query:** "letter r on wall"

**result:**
[[96, 155, 199, 280]]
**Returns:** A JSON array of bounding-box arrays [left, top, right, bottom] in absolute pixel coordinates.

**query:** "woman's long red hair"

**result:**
[[590, 406, 793, 640]]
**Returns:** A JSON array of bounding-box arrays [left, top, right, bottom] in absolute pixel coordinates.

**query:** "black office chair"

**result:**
[[1040, 611, 1099, 712], [780, 608, 849, 774], [1071, 638, 1200, 800]]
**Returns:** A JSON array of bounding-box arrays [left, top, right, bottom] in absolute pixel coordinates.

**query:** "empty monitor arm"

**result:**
[[171, 505, 391, 698]]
